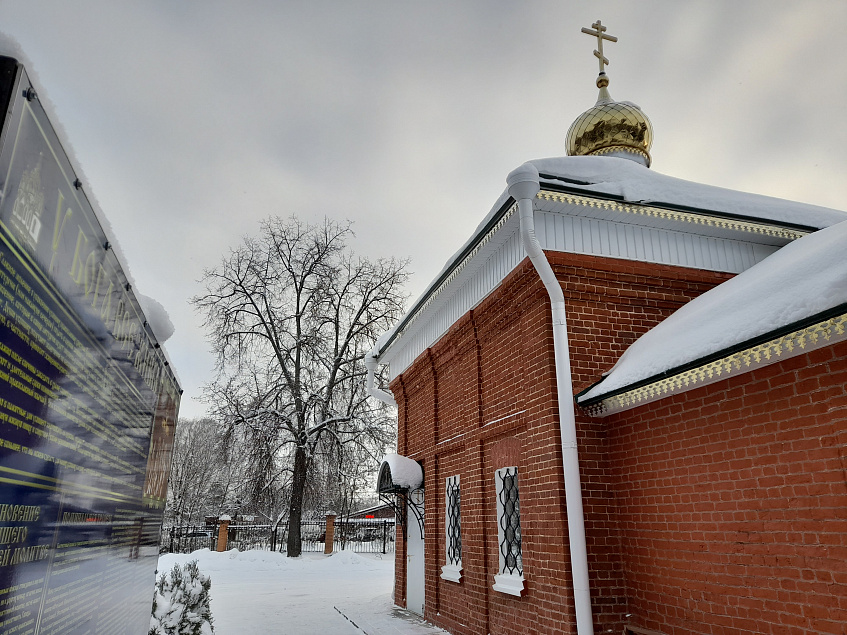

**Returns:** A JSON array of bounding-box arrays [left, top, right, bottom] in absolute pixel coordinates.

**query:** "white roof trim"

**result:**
[[372, 156, 847, 380]]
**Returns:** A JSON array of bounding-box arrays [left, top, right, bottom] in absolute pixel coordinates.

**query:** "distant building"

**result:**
[[368, 22, 847, 635], [348, 502, 395, 520]]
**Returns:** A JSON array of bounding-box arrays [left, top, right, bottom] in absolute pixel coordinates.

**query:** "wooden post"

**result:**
[[217, 515, 231, 552], [324, 513, 336, 554]]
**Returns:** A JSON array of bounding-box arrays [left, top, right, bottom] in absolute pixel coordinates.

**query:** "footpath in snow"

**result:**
[[157, 549, 449, 635]]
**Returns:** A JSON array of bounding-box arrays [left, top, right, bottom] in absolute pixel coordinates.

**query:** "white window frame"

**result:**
[[492, 466, 524, 596], [440, 474, 462, 583]]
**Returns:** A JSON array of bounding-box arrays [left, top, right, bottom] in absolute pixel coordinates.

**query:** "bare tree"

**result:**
[[193, 216, 406, 556], [166, 417, 246, 524]]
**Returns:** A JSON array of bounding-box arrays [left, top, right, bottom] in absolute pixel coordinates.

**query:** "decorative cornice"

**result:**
[[589, 145, 650, 164], [537, 190, 810, 241], [585, 311, 847, 417], [378, 183, 813, 365]]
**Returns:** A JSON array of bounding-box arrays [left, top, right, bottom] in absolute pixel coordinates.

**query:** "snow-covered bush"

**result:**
[[149, 560, 215, 635]]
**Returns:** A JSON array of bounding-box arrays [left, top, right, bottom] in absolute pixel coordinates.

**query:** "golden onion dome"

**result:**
[[568, 21, 653, 167], [566, 74, 653, 167]]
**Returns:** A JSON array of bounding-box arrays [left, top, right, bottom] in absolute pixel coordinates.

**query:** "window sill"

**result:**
[[440, 564, 462, 583], [492, 573, 524, 597]]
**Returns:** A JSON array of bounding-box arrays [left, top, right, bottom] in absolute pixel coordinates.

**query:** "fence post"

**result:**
[[217, 515, 231, 552], [382, 520, 387, 554], [324, 512, 336, 555]]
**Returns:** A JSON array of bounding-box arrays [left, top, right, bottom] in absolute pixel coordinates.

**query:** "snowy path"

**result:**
[[157, 549, 448, 635]]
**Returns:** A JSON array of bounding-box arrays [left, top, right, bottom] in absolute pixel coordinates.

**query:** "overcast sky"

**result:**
[[1, 1, 845, 419]]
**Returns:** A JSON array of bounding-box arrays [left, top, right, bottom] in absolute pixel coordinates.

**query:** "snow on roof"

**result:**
[[381, 453, 423, 490], [138, 293, 175, 343], [533, 156, 847, 230], [372, 155, 847, 362], [579, 219, 847, 402]]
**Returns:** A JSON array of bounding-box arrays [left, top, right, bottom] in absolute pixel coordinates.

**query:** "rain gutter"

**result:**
[[365, 354, 396, 407], [507, 162, 594, 635]]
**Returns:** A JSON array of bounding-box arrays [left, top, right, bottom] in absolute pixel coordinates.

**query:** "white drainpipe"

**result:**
[[365, 352, 397, 407], [507, 162, 594, 635]]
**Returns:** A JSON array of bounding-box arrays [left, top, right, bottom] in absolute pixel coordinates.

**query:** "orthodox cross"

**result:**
[[581, 20, 618, 74]]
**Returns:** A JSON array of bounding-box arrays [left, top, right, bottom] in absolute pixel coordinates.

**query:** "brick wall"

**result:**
[[607, 339, 847, 635], [389, 252, 731, 634]]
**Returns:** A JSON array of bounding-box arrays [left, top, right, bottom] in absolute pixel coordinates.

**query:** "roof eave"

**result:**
[[578, 301, 847, 416]]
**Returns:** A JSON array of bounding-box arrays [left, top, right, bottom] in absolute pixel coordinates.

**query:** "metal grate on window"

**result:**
[[496, 467, 522, 576], [445, 475, 462, 567]]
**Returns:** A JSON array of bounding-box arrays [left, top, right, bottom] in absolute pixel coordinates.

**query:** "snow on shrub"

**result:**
[[149, 560, 215, 635]]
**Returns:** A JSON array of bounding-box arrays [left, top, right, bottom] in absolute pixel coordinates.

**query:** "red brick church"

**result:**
[[366, 21, 847, 635]]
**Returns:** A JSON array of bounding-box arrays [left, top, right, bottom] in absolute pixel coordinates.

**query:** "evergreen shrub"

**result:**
[[149, 560, 214, 635]]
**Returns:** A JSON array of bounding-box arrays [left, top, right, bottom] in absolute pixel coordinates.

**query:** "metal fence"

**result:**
[[163, 525, 216, 554], [334, 519, 395, 554], [227, 523, 275, 552], [162, 518, 395, 555], [270, 519, 395, 554], [269, 519, 326, 553]]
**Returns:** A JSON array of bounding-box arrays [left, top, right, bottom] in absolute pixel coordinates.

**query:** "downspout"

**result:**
[[365, 351, 397, 407], [507, 163, 594, 635]]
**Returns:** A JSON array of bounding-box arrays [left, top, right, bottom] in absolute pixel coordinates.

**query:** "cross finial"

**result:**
[[581, 19, 618, 74]]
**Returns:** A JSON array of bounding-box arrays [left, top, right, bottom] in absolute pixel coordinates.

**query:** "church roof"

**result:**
[[533, 156, 846, 230], [578, 218, 847, 409], [372, 156, 847, 372]]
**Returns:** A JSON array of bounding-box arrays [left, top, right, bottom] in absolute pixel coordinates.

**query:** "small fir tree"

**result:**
[[149, 560, 214, 635]]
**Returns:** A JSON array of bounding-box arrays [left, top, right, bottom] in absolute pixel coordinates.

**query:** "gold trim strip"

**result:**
[[537, 190, 810, 241], [387, 188, 809, 359], [590, 145, 650, 163], [589, 312, 847, 416]]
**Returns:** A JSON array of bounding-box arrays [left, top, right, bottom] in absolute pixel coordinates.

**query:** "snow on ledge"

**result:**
[[0, 34, 177, 347], [371, 155, 847, 371], [532, 155, 847, 230]]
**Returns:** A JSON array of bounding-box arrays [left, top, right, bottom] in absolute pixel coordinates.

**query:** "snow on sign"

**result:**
[[0, 56, 180, 634]]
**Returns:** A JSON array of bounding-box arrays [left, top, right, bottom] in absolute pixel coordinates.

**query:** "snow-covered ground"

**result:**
[[157, 549, 449, 635]]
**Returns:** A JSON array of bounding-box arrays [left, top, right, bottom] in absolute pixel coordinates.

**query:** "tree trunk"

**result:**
[[286, 445, 308, 557]]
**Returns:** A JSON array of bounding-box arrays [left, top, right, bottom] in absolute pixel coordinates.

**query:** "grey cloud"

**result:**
[[2, 0, 846, 418]]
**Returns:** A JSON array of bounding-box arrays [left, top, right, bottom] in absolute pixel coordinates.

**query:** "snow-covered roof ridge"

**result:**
[[532, 156, 847, 230], [371, 155, 847, 367], [579, 219, 847, 403]]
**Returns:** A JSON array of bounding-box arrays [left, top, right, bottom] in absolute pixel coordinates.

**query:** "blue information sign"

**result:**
[[0, 57, 179, 634]]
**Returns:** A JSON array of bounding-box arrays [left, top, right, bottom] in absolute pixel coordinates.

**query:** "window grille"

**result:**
[[441, 475, 462, 582], [496, 467, 522, 576], [446, 476, 461, 565], [492, 466, 524, 596]]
